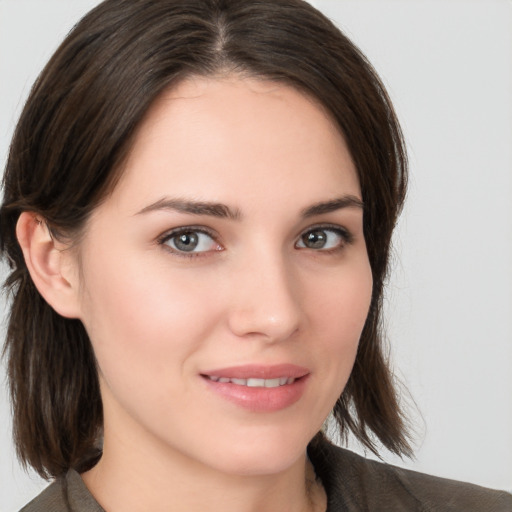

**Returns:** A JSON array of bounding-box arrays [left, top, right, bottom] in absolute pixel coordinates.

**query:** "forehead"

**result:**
[[109, 75, 360, 214]]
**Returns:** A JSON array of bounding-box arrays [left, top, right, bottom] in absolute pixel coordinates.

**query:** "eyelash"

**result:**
[[157, 224, 354, 259], [296, 224, 354, 254], [158, 226, 220, 259]]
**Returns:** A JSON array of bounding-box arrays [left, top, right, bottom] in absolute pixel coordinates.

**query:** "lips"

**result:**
[[201, 363, 309, 380], [206, 376, 296, 387], [201, 364, 310, 412]]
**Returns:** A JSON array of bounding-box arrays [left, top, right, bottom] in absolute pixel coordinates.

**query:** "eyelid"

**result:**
[[157, 225, 223, 257], [295, 223, 354, 249], [300, 223, 353, 238], [156, 222, 354, 258]]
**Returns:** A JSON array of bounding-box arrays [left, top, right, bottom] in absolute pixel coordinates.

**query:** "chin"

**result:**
[[198, 427, 315, 477], [214, 452, 305, 477]]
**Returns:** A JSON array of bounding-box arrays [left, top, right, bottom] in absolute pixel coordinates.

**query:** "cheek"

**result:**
[[77, 252, 220, 388], [77, 258, 227, 440], [314, 259, 373, 337], [311, 259, 373, 378], [292, 257, 372, 435]]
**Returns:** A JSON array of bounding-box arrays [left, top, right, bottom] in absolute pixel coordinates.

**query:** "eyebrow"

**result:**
[[301, 195, 364, 217], [136, 198, 242, 220], [136, 195, 363, 220]]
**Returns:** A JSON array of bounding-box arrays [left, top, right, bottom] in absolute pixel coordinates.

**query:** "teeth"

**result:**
[[264, 378, 280, 388], [247, 378, 265, 387], [207, 376, 296, 387]]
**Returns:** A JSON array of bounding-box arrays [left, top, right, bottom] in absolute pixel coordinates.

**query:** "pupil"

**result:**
[[305, 230, 326, 248], [175, 232, 198, 251]]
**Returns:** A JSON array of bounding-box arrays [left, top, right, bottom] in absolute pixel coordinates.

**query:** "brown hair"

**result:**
[[1, 0, 409, 479]]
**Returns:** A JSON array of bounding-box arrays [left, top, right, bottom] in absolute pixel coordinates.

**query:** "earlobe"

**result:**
[[16, 212, 82, 319]]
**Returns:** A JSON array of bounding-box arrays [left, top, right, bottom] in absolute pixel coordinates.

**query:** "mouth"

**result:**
[[200, 364, 310, 412], [204, 376, 298, 387]]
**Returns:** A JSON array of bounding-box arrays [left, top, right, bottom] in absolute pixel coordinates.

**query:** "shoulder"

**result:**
[[19, 478, 68, 512], [308, 436, 512, 512], [19, 471, 104, 512]]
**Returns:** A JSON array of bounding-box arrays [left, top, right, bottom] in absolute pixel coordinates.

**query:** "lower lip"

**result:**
[[201, 375, 309, 412]]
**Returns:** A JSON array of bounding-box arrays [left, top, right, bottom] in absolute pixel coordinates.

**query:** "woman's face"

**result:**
[[74, 77, 372, 476]]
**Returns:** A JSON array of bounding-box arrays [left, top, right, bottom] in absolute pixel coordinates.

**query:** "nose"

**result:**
[[226, 251, 302, 343]]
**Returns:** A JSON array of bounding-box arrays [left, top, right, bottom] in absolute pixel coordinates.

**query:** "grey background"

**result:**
[[1, 0, 511, 510]]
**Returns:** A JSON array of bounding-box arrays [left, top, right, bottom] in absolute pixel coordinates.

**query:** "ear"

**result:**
[[16, 212, 82, 319]]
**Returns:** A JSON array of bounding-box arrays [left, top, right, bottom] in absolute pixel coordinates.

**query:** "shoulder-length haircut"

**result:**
[[1, 0, 409, 479]]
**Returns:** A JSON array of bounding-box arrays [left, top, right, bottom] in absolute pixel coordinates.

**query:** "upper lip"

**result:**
[[201, 364, 310, 380]]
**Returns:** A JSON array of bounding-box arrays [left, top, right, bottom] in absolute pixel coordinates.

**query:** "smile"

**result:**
[[201, 364, 310, 412], [206, 376, 296, 387]]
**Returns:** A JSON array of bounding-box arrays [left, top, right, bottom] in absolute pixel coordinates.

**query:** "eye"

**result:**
[[296, 226, 351, 251], [160, 228, 220, 254]]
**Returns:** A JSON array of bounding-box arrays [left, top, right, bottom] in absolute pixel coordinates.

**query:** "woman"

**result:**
[[1, 0, 510, 510]]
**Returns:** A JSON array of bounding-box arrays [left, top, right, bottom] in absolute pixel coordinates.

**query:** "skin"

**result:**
[[20, 76, 373, 512]]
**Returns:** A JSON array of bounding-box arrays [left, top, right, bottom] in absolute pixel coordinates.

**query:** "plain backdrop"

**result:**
[[1, 0, 511, 510]]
